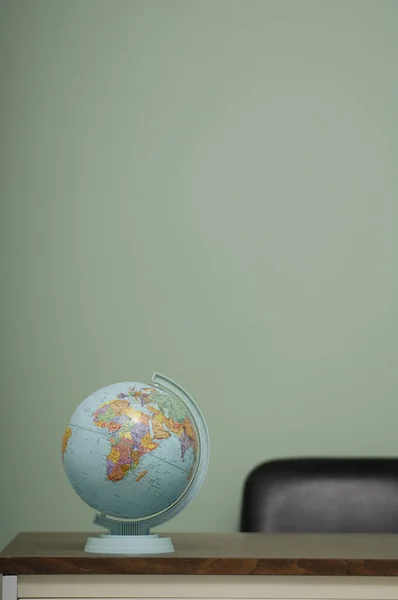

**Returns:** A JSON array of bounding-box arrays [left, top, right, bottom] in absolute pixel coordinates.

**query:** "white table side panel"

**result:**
[[17, 575, 398, 600]]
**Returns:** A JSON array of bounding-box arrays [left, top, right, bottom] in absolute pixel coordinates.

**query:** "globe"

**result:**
[[62, 373, 209, 554]]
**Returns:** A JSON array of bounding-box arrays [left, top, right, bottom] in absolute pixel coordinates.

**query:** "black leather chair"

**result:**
[[240, 458, 398, 533]]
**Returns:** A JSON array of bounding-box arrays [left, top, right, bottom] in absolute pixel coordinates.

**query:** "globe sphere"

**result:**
[[62, 377, 208, 525]]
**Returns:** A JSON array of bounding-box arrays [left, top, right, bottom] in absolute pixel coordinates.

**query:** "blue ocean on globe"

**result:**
[[62, 382, 199, 520]]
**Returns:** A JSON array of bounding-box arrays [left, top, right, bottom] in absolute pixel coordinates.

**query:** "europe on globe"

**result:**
[[62, 373, 209, 554]]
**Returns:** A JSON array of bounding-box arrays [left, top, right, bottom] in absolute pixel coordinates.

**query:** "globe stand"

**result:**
[[84, 514, 174, 555]]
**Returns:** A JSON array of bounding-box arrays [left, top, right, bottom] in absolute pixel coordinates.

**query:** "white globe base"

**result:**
[[85, 534, 174, 555]]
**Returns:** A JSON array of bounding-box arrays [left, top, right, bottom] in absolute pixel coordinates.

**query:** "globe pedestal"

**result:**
[[85, 534, 174, 555], [84, 514, 174, 555]]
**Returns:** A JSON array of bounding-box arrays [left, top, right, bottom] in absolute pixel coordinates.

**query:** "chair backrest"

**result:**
[[240, 458, 398, 533]]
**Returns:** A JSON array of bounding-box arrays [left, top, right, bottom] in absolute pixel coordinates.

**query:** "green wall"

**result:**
[[1, 0, 397, 548]]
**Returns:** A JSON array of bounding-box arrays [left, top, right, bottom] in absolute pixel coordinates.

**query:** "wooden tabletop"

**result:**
[[2, 532, 398, 576]]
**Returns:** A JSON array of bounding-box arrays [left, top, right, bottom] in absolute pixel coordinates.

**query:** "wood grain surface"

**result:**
[[2, 532, 398, 576]]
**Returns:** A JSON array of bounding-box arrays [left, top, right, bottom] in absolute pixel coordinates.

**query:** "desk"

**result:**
[[1, 533, 398, 600]]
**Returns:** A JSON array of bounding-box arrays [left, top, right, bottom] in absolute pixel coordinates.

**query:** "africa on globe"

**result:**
[[62, 373, 209, 554]]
